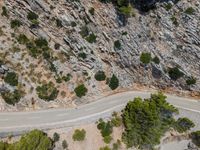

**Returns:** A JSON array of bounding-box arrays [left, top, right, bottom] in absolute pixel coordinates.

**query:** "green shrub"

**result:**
[[1, 6, 8, 17], [27, 11, 39, 21], [26, 42, 40, 58], [164, 3, 173, 11], [35, 38, 48, 48], [56, 19, 63, 27], [72, 129, 86, 141], [140, 52, 151, 64], [86, 33, 97, 43], [170, 16, 179, 26], [0, 130, 53, 149], [4, 72, 18, 86], [97, 120, 113, 137], [119, 5, 132, 16], [36, 82, 59, 101], [152, 56, 160, 64], [74, 84, 88, 98], [89, 7, 95, 15], [10, 19, 22, 29], [53, 132, 60, 142], [122, 93, 178, 149], [111, 116, 122, 127], [103, 135, 112, 144], [78, 52, 87, 59], [191, 131, 200, 147], [186, 77, 196, 85], [108, 74, 119, 90], [1, 90, 22, 105], [99, 146, 111, 150], [175, 117, 195, 133], [114, 40, 121, 49], [112, 140, 121, 150], [80, 26, 89, 38], [17, 34, 29, 44], [95, 71, 106, 81], [184, 7, 195, 15], [62, 140, 68, 149], [168, 67, 184, 80], [62, 74, 72, 82]]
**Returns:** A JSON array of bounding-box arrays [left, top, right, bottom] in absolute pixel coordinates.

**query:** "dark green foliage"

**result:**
[[152, 56, 160, 64], [78, 52, 87, 59], [27, 11, 39, 21], [186, 77, 196, 85], [175, 117, 195, 133], [72, 129, 86, 141], [4, 72, 18, 86], [53, 132, 60, 142], [62, 74, 72, 82], [112, 140, 121, 150], [74, 84, 88, 97], [56, 19, 63, 27], [10, 19, 22, 29], [89, 7, 95, 15], [35, 38, 48, 48], [71, 21, 77, 27], [191, 131, 200, 147], [62, 140, 68, 149], [95, 71, 106, 81], [80, 26, 89, 38], [0, 130, 53, 150], [103, 135, 112, 144], [1, 6, 8, 17], [164, 3, 173, 11], [114, 40, 121, 49], [140, 52, 151, 64], [54, 43, 60, 50], [99, 146, 111, 150], [36, 82, 59, 101], [1, 90, 22, 105], [122, 93, 178, 149], [111, 115, 122, 127], [17, 34, 29, 44], [119, 5, 132, 16], [26, 42, 40, 58], [108, 74, 119, 90], [170, 16, 179, 26], [184, 7, 195, 15], [85, 33, 97, 43], [168, 67, 184, 80], [97, 120, 113, 137]]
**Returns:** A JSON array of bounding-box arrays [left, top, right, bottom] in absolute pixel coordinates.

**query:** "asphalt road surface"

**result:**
[[0, 91, 200, 137]]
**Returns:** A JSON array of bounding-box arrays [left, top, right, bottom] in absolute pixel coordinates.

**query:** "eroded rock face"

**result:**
[[0, 0, 199, 110]]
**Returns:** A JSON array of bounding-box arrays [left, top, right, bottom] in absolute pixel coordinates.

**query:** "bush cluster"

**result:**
[[36, 82, 59, 101], [1, 90, 22, 105], [72, 129, 86, 141], [95, 71, 106, 81], [4, 72, 18, 86], [74, 84, 88, 98]]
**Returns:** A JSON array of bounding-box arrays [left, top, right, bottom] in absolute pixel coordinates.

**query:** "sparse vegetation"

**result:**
[[78, 52, 87, 59], [186, 77, 196, 85], [168, 67, 184, 80], [36, 82, 59, 101], [74, 84, 88, 98], [175, 117, 195, 133], [10, 19, 22, 29], [140, 52, 151, 64], [152, 56, 160, 64], [1, 90, 22, 105], [114, 40, 121, 49], [86, 33, 97, 43], [89, 7, 95, 15], [72, 129, 86, 141], [62, 140, 68, 149], [1, 6, 8, 17], [17, 34, 29, 44], [99, 146, 111, 150], [95, 71, 106, 81], [108, 74, 119, 90], [4, 72, 18, 86], [184, 7, 195, 15], [53, 132, 60, 142], [27, 11, 39, 21], [191, 131, 200, 147]]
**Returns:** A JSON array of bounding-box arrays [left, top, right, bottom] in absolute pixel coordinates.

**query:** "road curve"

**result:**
[[0, 91, 200, 137]]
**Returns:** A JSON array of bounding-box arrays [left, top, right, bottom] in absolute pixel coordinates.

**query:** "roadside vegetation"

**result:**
[[0, 130, 53, 150], [72, 129, 86, 141]]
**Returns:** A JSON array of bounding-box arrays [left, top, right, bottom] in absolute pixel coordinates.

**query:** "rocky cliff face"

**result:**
[[0, 0, 199, 111]]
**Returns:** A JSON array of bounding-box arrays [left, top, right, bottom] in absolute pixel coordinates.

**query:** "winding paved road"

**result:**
[[0, 91, 200, 137]]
